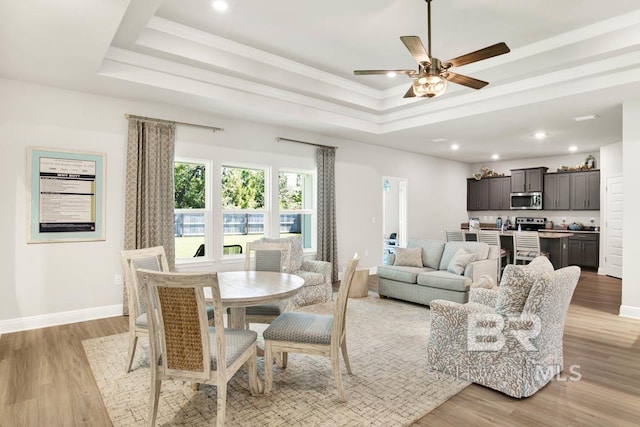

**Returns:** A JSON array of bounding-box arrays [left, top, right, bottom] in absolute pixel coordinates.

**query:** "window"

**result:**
[[221, 165, 268, 255], [279, 170, 314, 249], [174, 160, 209, 259]]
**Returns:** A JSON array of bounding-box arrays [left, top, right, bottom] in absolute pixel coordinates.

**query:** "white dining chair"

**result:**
[[477, 230, 510, 280], [445, 230, 465, 242], [244, 240, 293, 327], [263, 254, 360, 401], [513, 231, 544, 265]]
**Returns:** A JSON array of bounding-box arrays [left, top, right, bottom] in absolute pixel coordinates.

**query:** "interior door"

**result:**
[[605, 176, 623, 278]]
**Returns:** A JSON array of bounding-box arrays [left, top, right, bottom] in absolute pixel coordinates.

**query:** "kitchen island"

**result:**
[[463, 230, 572, 269]]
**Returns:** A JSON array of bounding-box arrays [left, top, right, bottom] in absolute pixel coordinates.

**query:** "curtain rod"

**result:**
[[125, 114, 224, 132], [276, 137, 337, 149]]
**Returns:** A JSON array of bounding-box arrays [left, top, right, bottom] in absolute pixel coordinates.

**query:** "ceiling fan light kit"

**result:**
[[354, 0, 510, 99]]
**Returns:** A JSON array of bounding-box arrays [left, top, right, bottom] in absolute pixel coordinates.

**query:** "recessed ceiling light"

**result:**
[[491, 154, 500, 160], [569, 146, 578, 152], [432, 138, 447, 142], [386, 71, 397, 78], [212, 1, 228, 12], [574, 114, 599, 122], [451, 143, 459, 150], [534, 131, 547, 140]]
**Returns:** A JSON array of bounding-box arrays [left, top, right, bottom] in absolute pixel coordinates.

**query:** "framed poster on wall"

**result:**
[[27, 147, 106, 243]]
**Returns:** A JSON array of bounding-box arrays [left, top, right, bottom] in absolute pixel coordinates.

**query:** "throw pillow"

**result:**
[[393, 247, 423, 267], [446, 248, 476, 275], [495, 262, 551, 315]]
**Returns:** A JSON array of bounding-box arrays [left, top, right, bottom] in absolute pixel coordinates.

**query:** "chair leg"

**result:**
[[148, 375, 161, 427], [281, 351, 288, 369], [263, 341, 273, 395], [246, 347, 261, 395], [331, 350, 345, 402], [216, 383, 227, 427], [126, 333, 138, 373], [340, 338, 353, 375]]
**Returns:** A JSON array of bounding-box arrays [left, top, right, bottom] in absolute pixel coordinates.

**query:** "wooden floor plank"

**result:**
[[0, 271, 637, 426]]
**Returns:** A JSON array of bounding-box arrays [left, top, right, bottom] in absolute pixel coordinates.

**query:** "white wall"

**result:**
[[621, 100, 640, 318], [0, 78, 469, 332]]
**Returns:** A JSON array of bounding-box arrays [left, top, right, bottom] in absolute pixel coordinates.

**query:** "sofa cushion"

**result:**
[[495, 256, 555, 315], [407, 239, 445, 270], [416, 271, 472, 292], [377, 265, 433, 284], [393, 247, 423, 267], [261, 235, 304, 271], [438, 242, 489, 271], [447, 248, 476, 275]]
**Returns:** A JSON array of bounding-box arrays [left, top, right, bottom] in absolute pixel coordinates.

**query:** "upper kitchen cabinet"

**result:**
[[489, 176, 511, 210], [543, 173, 570, 210], [570, 170, 600, 210], [511, 167, 547, 193], [467, 178, 490, 211]]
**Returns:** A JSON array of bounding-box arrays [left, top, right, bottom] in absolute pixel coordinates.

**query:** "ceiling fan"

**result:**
[[353, 0, 510, 99]]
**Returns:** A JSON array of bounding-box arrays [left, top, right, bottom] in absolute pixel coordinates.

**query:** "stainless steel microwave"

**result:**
[[510, 192, 543, 210]]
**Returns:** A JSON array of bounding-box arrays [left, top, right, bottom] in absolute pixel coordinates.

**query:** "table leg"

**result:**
[[228, 307, 246, 329]]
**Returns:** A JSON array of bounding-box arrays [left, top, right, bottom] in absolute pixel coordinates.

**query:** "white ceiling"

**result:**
[[1, 0, 639, 163]]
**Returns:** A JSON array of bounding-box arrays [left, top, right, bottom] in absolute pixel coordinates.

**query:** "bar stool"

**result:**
[[477, 230, 510, 280]]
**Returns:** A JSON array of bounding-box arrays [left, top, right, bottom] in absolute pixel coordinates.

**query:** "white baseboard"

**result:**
[[619, 305, 640, 319], [0, 304, 123, 334]]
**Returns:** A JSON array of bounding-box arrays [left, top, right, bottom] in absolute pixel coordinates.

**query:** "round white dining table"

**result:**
[[206, 270, 305, 329]]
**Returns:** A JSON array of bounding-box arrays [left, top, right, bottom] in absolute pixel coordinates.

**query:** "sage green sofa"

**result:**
[[377, 239, 498, 306]]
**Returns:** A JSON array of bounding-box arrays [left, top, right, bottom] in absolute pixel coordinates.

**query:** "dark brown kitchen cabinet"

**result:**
[[543, 173, 570, 210], [570, 170, 600, 210], [568, 233, 599, 268], [489, 176, 511, 210], [511, 167, 546, 193], [467, 178, 489, 210]]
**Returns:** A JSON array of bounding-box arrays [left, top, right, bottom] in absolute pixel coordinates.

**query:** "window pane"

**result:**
[[280, 213, 312, 249], [174, 161, 207, 260], [174, 212, 205, 258], [279, 172, 303, 209], [221, 166, 265, 209], [223, 213, 265, 254], [174, 162, 205, 209]]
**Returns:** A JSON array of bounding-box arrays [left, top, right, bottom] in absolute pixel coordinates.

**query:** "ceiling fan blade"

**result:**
[[445, 72, 489, 90], [400, 36, 431, 65], [354, 69, 416, 76], [403, 85, 416, 98], [445, 42, 510, 68]]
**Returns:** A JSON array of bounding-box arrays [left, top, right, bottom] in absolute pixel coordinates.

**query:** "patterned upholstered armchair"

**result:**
[[427, 256, 580, 398], [260, 235, 332, 309]]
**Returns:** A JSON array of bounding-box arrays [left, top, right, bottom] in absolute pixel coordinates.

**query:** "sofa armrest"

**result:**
[[301, 259, 331, 284], [464, 258, 497, 284]]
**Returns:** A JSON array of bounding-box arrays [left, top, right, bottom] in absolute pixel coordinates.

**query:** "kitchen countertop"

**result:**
[[461, 226, 599, 234], [463, 230, 573, 239]]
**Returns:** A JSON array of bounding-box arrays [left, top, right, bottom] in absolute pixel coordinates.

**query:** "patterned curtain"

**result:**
[[317, 147, 338, 282], [122, 118, 176, 314]]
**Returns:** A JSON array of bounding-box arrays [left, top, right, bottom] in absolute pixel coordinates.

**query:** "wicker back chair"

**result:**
[[120, 246, 170, 373], [136, 269, 260, 427], [243, 241, 293, 327], [263, 254, 360, 401]]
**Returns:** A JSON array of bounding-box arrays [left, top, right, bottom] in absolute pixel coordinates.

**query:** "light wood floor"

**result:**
[[1, 271, 638, 426]]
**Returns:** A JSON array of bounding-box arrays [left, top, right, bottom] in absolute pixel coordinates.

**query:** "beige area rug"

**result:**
[[83, 294, 469, 426]]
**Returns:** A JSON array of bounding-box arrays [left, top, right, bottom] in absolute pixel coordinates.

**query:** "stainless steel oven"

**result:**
[[510, 192, 543, 210]]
